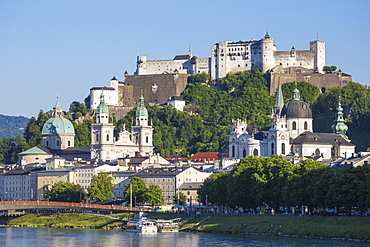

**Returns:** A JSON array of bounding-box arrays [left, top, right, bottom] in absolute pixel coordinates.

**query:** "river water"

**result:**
[[0, 227, 368, 247]]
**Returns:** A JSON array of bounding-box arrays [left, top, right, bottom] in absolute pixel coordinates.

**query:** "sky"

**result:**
[[1, 0, 369, 118]]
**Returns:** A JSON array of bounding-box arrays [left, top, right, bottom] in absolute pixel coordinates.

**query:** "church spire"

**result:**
[[331, 99, 349, 140], [274, 78, 284, 108]]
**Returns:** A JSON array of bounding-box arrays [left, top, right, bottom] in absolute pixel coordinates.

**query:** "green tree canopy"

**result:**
[[44, 181, 86, 202], [122, 177, 147, 206], [281, 81, 320, 104], [88, 173, 115, 201], [142, 184, 164, 206]]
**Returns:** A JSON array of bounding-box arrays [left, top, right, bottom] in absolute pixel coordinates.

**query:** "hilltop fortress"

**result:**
[[135, 32, 325, 79], [90, 32, 351, 116]]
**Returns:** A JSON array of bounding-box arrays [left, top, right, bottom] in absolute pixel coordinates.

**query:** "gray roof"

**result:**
[[132, 166, 193, 178], [179, 182, 203, 190], [292, 132, 355, 146]]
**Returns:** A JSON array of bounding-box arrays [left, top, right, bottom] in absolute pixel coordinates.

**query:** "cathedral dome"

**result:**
[[42, 117, 75, 135], [281, 100, 312, 118], [281, 88, 312, 119]]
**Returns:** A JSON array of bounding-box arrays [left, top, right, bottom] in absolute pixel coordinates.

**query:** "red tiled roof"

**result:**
[[189, 152, 219, 161]]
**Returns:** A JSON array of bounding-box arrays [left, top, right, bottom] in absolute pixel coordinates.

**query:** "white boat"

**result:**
[[126, 218, 158, 234]]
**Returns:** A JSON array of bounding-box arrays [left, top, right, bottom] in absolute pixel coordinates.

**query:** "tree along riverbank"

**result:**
[[180, 215, 370, 241]]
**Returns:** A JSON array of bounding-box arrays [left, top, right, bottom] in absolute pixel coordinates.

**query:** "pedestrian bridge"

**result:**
[[0, 201, 152, 213]]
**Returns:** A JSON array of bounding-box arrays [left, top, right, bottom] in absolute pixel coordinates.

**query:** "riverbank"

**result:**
[[181, 215, 370, 241], [2, 213, 125, 230], [4, 213, 370, 241]]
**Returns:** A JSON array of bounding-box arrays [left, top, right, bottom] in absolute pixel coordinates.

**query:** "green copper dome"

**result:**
[[136, 95, 148, 117], [96, 93, 109, 114], [42, 117, 75, 135], [331, 101, 349, 139]]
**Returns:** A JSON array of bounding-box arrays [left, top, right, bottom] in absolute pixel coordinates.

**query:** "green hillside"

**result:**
[[0, 114, 29, 140]]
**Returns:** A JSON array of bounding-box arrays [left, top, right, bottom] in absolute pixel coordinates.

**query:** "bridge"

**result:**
[[0, 201, 153, 213]]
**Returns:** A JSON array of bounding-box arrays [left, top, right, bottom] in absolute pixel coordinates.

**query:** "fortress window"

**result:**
[[321, 87, 326, 93]]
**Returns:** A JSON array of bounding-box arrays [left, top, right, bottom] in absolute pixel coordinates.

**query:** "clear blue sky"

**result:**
[[1, 0, 369, 117]]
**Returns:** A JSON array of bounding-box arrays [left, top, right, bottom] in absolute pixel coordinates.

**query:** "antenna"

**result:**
[[316, 32, 319, 41]]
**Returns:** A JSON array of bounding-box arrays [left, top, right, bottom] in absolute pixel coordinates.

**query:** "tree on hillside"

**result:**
[[142, 184, 164, 206], [281, 81, 320, 104], [44, 181, 86, 202], [323, 66, 337, 72], [0, 135, 29, 164], [88, 173, 115, 201]]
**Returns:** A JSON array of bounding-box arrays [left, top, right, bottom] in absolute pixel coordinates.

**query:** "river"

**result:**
[[0, 227, 368, 247]]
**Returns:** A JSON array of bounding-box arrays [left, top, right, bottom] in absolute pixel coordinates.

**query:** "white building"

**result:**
[[229, 83, 355, 161], [167, 96, 186, 111], [90, 77, 120, 110], [90, 93, 154, 161]]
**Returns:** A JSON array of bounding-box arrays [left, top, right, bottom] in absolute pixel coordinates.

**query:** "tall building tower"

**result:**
[[268, 80, 289, 156], [261, 31, 275, 72], [310, 40, 326, 73], [90, 92, 115, 160], [131, 95, 154, 156]]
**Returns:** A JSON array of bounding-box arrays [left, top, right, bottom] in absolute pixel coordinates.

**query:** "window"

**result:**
[[146, 136, 149, 143], [243, 149, 247, 158], [56, 140, 60, 146], [282, 143, 285, 155], [96, 134, 99, 142], [315, 148, 321, 156], [68, 140, 71, 146], [232, 145, 235, 157], [304, 121, 308, 130], [253, 149, 258, 156], [106, 134, 109, 142], [271, 143, 275, 155], [292, 121, 297, 130]]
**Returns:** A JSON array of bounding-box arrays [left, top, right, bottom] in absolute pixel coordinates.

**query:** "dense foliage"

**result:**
[[87, 174, 115, 201], [0, 114, 29, 140], [122, 176, 164, 206], [198, 155, 370, 215], [44, 181, 87, 203]]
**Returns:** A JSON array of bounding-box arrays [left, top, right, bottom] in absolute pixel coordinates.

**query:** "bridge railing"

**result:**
[[0, 201, 152, 212]]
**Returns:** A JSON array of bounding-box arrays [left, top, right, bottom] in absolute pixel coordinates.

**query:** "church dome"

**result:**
[[42, 117, 75, 135], [136, 95, 148, 116], [281, 100, 312, 118], [281, 88, 312, 119]]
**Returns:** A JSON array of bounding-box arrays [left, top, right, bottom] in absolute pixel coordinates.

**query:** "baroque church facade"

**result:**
[[90, 93, 154, 161], [229, 82, 355, 161]]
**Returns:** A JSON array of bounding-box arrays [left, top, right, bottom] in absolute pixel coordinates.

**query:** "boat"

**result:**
[[155, 219, 180, 232], [126, 218, 158, 234]]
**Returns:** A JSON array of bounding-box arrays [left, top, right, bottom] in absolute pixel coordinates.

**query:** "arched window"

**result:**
[[321, 87, 326, 93], [46, 140, 49, 147], [56, 140, 60, 147], [106, 134, 109, 142], [282, 143, 285, 155], [315, 148, 320, 157], [68, 140, 71, 147], [146, 136, 149, 143], [253, 149, 258, 156], [271, 143, 275, 155], [292, 121, 297, 130], [232, 145, 235, 158], [243, 149, 247, 158], [304, 121, 308, 130], [96, 134, 99, 142]]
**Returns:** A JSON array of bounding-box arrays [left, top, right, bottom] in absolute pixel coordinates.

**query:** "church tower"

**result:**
[[90, 92, 115, 160], [331, 99, 349, 140], [131, 95, 154, 156], [268, 80, 289, 156]]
